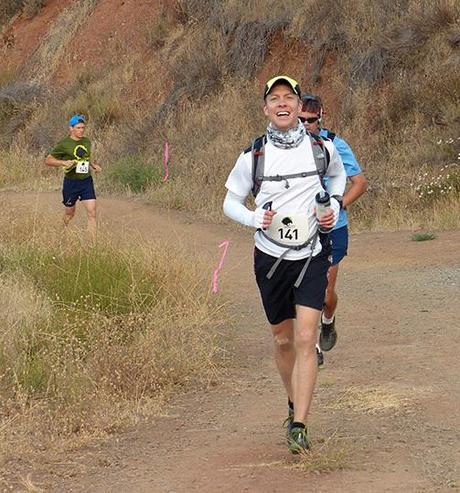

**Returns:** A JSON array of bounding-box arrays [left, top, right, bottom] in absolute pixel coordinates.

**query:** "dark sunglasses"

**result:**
[[299, 116, 320, 124]]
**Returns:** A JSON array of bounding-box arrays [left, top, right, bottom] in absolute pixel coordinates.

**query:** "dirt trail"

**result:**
[[4, 192, 460, 492]]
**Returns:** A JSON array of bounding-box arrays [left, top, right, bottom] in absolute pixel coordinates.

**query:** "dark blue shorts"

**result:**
[[254, 244, 331, 325], [330, 226, 348, 265], [62, 176, 96, 207]]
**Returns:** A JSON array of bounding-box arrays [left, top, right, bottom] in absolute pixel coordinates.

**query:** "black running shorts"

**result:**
[[254, 245, 331, 325], [62, 176, 96, 207]]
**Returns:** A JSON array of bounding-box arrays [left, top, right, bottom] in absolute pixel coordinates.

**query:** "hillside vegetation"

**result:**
[[1, 0, 459, 229]]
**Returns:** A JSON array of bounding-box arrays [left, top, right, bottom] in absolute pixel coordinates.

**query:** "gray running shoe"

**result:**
[[320, 317, 337, 351], [316, 345, 324, 367]]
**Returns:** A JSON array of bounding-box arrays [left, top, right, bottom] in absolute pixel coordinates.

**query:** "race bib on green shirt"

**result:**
[[76, 160, 90, 174]]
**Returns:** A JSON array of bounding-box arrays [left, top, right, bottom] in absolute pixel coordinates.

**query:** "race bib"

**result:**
[[266, 213, 310, 246], [76, 160, 90, 174]]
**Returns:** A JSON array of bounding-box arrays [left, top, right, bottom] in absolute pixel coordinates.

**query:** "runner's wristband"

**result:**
[[331, 195, 344, 210]]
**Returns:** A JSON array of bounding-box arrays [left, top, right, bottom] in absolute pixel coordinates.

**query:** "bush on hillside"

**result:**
[[0, 0, 47, 25], [0, 80, 46, 145], [0, 80, 44, 110], [145, 1, 175, 49], [0, 0, 22, 26], [23, 0, 47, 19], [107, 155, 163, 193]]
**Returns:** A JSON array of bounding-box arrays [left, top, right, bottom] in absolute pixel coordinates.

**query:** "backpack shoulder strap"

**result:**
[[308, 132, 330, 185], [251, 134, 266, 198]]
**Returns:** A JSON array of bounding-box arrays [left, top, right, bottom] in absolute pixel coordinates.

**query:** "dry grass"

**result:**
[[144, 80, 263, 219], [0, 205, 227, 472], [330, 385, 412, 415], [0, 145, 46, 188], [288, 431, 350, 474]]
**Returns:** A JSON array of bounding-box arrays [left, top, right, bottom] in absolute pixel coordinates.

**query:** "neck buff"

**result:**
[[266, 120, 306, 149]]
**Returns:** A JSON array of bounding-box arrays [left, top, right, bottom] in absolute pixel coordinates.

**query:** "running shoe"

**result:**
[[287, 426, 311, 454], [320, 317, 337, 351], [316, 345, 324, 367]]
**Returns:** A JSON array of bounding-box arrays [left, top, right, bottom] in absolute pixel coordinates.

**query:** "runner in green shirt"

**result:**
[[45, 114, 102, 239]]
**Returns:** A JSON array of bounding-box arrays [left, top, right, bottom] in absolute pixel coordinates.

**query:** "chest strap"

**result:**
[[262, 231, 319, 288], [255, 170, 320, 190]]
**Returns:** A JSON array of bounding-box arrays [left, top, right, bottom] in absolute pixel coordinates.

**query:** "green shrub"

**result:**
[[16, 353, 47, 392], [411, 232, 436, 242], [107, 155, 162, 193], [2, 242, 167, 315]]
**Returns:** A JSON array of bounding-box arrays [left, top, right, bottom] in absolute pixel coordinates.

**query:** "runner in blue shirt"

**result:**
[[300, 94, 367, 363]]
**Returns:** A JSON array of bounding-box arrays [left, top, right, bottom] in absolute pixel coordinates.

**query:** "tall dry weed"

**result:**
[[0, 145, 46, 188]]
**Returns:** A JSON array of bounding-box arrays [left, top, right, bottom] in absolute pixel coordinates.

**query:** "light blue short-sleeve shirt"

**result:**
[[320, 128, 362, 230]]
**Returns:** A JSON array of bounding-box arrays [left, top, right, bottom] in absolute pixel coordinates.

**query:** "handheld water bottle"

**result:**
[[315, 190, 332, 234]]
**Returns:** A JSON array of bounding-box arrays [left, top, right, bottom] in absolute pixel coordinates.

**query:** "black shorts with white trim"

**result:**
[[254, 243, 331, 325]]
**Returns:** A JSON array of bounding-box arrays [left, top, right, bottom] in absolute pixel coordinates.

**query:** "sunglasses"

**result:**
[[299, 116, 320, 124]]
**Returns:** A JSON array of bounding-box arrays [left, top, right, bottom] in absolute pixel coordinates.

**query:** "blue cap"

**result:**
[[68, 114, 86, 126]]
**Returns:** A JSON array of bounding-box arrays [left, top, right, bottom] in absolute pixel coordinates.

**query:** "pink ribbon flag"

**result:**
[[163, 139, 170, 182], [212, 240, 230, 293]]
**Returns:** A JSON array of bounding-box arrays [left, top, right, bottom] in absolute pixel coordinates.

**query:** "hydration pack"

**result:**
[[249, 132, 332, 198]]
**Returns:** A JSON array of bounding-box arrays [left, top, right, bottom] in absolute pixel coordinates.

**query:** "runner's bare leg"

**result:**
[[271, 319, 295, 401], [82, 199, 97, 242], [291, 305, 320, 423]]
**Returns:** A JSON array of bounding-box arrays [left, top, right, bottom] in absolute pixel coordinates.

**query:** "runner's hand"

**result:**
[[316, 208, 335, 230], [91, 163, 102, 172], [63, 160, 76, 171], [253, 207, 276, 229]]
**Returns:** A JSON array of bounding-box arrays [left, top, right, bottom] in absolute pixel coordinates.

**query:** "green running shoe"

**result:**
[[287, 426, 311, 454]]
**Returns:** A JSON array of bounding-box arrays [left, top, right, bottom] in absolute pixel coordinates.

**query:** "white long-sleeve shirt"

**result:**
[[224, 137, 346, 260]]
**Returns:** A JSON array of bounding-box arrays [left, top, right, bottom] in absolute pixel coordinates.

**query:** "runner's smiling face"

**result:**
[[263, 83, 302, 131], [69, 123, 86, 140]]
